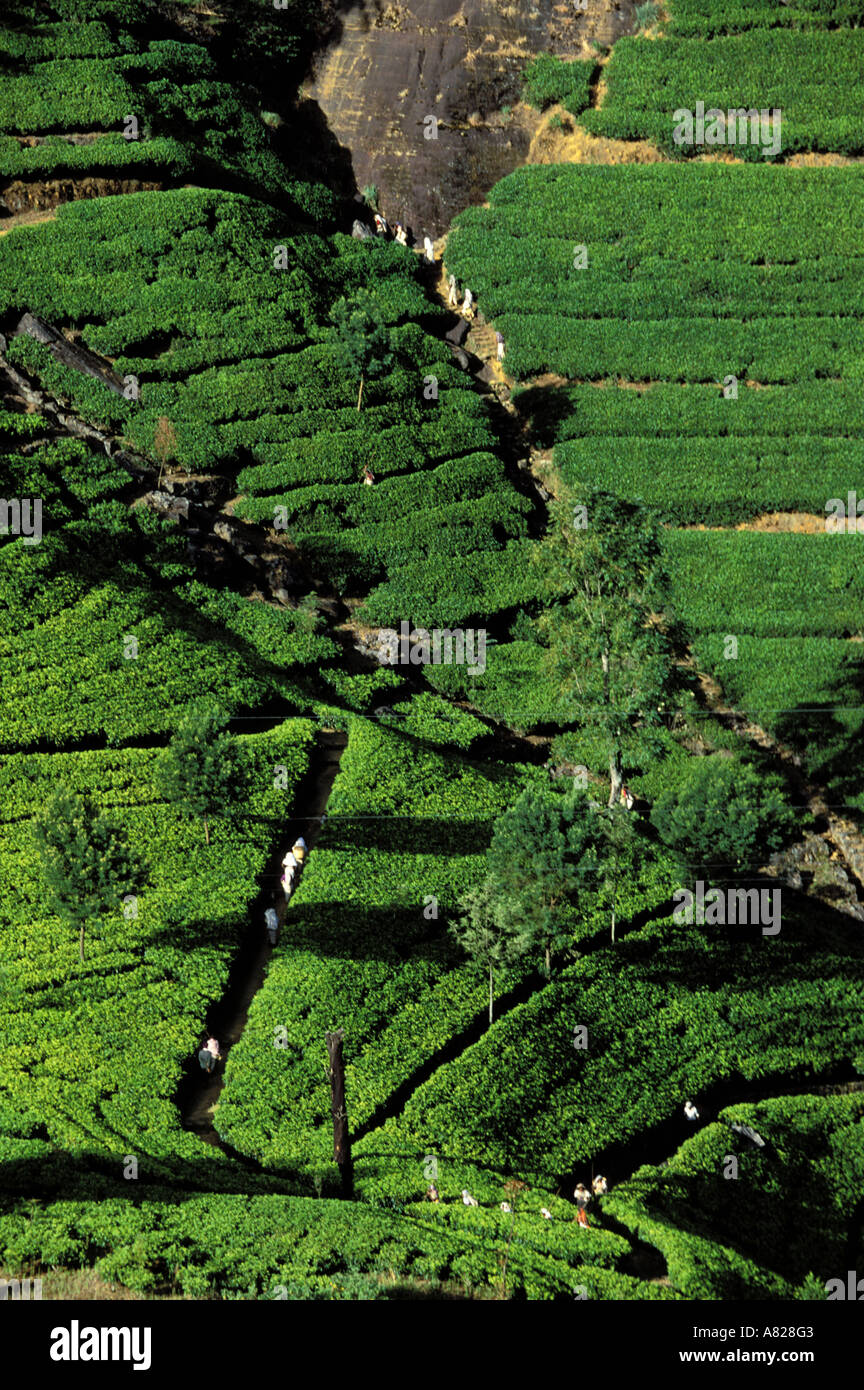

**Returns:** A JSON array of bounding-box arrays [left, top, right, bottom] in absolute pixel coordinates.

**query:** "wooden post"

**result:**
[[325, 1028, 353, 1197]]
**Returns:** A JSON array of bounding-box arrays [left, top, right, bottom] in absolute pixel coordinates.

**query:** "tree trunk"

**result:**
[[204, 815, 210, 846], [608, 752, 623, 808], [325, 1028, 353, 1197], [545, 944, 551, 977], [79, 923, 85, 963], [489, 964, 494, 1025], [356, 374, 364, 411], [610, 906, 616, 945]]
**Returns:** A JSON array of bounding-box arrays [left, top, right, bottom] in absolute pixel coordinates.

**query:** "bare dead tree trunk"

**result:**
[[325, 1028, 353, 1197], [356, 374, 364, 411]]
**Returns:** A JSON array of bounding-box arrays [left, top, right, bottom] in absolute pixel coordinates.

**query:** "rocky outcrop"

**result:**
[[14, 313, 128, 395], [307, 0, 635, 236]]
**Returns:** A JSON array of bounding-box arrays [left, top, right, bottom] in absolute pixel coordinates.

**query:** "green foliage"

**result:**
[[155, 703, 250, 845], [33, 789, 148, 961], [328, 290, 395, 407], [522, 55, 594, 116], [446, 165, 864, 381], [663, 532, 864, 638], [556, 435, 864, 527], [485, 785, 600, 973], [650, 756, 797, 870], [664, 0, 864, 38], [634, 1, 660, 30], [382, 907, 864, 1180], [607, 1092, 864, 1297], [213, 719, 538, 1171], [452, 880, 533, 1019], [579, 31, 864, 156], [0, 724, 314, 1165], [536, 494, 684, 799], [0, 188, 525, 625]]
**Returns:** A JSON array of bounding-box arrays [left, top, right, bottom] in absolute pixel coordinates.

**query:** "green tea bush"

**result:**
[[522, 55, 594, 116]]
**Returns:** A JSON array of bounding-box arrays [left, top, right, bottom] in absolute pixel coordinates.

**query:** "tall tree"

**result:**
[[156, 702, 249, 846], [592, 805, 659, 944], [328, 290, 394, 411], [486, 786, 598, 976], [451, 881, 531, 1023], [536, 491, 683, 806], [34, 790, 148, 963]]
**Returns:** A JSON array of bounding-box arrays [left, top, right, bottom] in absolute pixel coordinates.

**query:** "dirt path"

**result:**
[[178, 732, 346, 1148], [581, 1073, 864, 1284], [0, 209, 57, 238]]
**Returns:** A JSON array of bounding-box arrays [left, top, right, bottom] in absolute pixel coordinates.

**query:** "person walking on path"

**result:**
[[574, 1183, 592, 1229], [462, 287, 474, 319], [496, 331, 505, 361], [423, 235, 435, 264], [447, 273, 458, 308], [265, 904, 280, 946], [684, 1100, 700, 1121], [280, 854, 296, 901], [199, 1036, 221, 1073], [592, 1175, 608, 1197], [292, 836, 308, 864]]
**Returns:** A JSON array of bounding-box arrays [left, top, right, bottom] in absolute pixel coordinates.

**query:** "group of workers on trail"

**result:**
[[447, 274, 480, 325], [423, 1174, 609, 1227], [280, 834, 308, 905], [373, 213, 436, 266], [372, 209, 509, 363], [195, 835, 314, 1073], [573, 1177, 608, 1229]]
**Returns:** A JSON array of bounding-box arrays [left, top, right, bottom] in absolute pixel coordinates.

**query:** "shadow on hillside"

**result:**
[[773, 646, 864, 812], [511, 383, 578, 450]]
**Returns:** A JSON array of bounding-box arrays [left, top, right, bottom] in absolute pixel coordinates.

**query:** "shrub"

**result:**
[[650, 756, 797, 869]]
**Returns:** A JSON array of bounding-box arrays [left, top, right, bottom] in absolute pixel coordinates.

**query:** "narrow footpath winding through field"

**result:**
[[177, 732, 346, 1150]]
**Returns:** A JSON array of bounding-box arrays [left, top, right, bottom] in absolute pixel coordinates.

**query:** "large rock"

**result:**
[[307, 0, 635, 237]]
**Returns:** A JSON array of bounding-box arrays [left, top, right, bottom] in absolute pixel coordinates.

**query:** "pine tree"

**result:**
[[34, 790, 148, 963], [486, 786, 598, 976], [156, 702, 249, 846], [451, 881, 531, 1023], [536, 491, 684, 806], [328, 290, 394, 411]]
